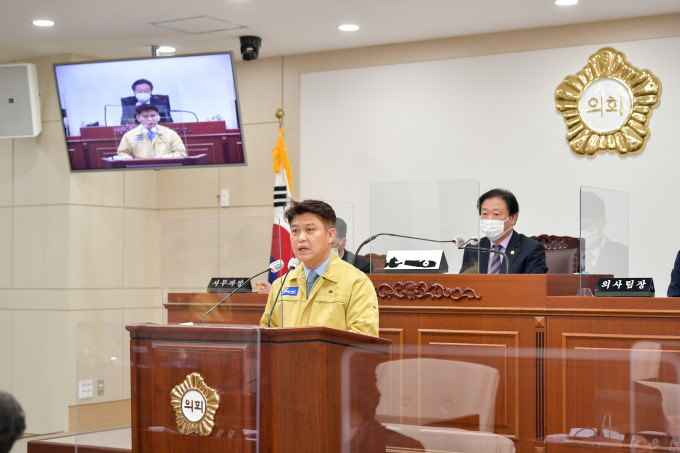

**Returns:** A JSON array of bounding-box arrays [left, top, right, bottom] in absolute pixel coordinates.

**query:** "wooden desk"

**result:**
[[165, 275, 678, 453], [68, 122, 243, 170]]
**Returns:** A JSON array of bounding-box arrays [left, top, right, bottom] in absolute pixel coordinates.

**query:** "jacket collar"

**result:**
[[134, 124, 165, 136], [288, 252, 342, 285]]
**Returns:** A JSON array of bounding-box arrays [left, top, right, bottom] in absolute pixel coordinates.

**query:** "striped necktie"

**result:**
[[306, 270, 319, 299], [146, 129, 155, 141], [489, 244, 503, 274]]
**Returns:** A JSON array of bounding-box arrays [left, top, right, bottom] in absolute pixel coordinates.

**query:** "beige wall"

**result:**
[[2, 12, 680, 434], [0, 54, 161, 434]]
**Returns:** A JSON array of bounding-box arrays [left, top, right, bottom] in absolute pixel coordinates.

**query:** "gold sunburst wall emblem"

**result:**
[[170, 373, 221, 436], [555, 47, 661, 157]]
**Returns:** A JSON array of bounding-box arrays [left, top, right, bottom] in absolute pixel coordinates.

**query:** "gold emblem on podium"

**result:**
[[555, 47, 661, 157], [170, 373, 220, 436]]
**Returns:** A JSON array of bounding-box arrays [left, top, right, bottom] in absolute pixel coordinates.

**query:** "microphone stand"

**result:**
[[268, 268, 293, 328], [352, 233, 457, 267], [170, 110, 200, 122], [460, 244, 510, 274]]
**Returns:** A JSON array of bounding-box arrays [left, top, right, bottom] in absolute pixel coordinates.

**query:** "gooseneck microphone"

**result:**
[[352, 233, 466, 267], [170, 110, 199, 123], [268, 258, 300, 328], [156, 132, 176, 157], [198, 260, 284, 325], [457, 238, 510, 274]]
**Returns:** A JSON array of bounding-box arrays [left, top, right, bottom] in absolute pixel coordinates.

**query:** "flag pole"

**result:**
[[275, 108, 284, 128]]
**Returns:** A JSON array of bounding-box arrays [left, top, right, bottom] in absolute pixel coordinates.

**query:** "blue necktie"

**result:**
[[307, 271, 319, 299], [489, 244, 502, 274], [146, 130, 155, 141]]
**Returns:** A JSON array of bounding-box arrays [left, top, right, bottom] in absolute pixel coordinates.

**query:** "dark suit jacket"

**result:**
[[342, 251, 371, 274], [586, 238, 629, 278], [459, 231, 548, 274], [120, 95, 173, 125], [668, 251, 680, 297]]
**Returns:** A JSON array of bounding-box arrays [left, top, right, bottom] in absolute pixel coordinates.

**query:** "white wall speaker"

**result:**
[[0, 63, 41, 137]]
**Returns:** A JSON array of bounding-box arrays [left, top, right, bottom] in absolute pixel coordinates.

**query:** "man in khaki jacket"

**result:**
[[116, 104, 186, 160], [259, 200, 379, 337]]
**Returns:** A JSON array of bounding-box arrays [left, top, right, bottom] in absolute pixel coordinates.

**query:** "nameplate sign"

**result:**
[[207, 278, 252, 293], [594, 278, 655, 297], [384, 250, 448, 274]]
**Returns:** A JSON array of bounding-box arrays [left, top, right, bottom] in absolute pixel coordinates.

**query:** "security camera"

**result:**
[[240, 36, 262, 61]]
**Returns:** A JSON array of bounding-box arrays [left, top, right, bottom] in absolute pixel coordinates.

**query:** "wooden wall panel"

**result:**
[[377, 328, 404, 425], [418, 329, 519, 438], [547, 316, 680, 452]]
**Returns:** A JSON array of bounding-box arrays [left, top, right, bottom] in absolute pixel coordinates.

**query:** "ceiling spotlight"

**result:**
[[157, 46, 176, 53], [33, 20, 55, 27], [338, 24, 359, 31], [555, 0, 578, 5]]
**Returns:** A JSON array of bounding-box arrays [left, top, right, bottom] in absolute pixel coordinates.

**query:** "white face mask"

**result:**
[[480, 217, 511, 242], [135, 92, 151, 102], [581, 229, 601, 247]]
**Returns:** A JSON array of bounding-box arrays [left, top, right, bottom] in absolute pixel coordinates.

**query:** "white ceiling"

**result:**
[[4, 0, 680, 62]]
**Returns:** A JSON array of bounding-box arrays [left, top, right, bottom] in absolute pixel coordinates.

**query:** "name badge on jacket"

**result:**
[[282, 287, 298, 296], [134, 136, 144, 141]]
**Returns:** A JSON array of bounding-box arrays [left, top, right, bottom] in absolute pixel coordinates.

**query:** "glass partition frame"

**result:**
[[579, 186, 629, 295], [369, 179, 480, 274]]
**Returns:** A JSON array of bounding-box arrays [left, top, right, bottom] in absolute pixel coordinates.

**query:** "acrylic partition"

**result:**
[[369, 179, 480, 274], [75, 321, 261, 453], [580, 187, 629, 295], [160, 216, 282, 324], [340, 340, 680, 453], [547, 339, 680, 451], [74, 321, 132, 451]]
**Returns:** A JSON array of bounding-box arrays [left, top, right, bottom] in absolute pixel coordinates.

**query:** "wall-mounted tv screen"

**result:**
[[54, 52, 246, 172]]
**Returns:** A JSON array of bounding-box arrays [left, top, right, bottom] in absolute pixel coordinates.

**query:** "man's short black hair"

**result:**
[[135, 104, 159, 115], [284, 199, 336, 230], [0, 392, 25, 453], [131, 79, 153, 92], [335, 218, 347, 239], [477, 188, 519, 216]]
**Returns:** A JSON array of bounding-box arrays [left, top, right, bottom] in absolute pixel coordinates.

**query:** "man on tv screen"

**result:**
[[120, 78, 173, 125], [116, 104, 186, 159]]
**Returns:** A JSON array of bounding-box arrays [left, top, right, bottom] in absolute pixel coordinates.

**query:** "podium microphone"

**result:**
[[352, 233, 463, 267], [268, 258, 300, 328], [458, 237, 510, 274], [199, 260, 284, 325]]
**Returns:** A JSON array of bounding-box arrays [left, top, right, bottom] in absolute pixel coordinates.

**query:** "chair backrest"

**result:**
[[375, 358, 500, 432], [530, 235, 581, 274]]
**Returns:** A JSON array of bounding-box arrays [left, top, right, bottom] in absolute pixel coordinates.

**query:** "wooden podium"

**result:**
[[127, 324, 391, 453], [101, 154, 207, 168]]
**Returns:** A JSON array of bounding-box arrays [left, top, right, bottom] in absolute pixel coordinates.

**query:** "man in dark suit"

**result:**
[[668, 251, 680, 297], [333, 218, 371, 273], [120, 79, 173, 125], [460, 188, 548, 274]]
